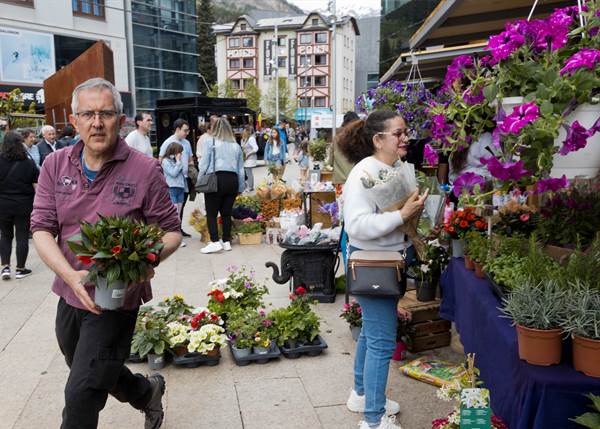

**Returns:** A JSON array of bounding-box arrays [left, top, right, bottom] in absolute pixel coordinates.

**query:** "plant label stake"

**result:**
[[460, 354, 491, 429]]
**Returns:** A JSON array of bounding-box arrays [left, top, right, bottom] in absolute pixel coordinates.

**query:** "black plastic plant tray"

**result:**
[[228, 342, 281, 366], [279, 335, 328, 359], [172, 352, 220, 368], [127, 353, 145, 363]]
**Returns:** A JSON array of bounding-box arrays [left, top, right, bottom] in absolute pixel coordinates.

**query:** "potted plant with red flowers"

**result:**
[[494, 200, 540, 237], [340, 299, 362, 341], [444, 208, 487, 258], [67, 215, 164, 310]]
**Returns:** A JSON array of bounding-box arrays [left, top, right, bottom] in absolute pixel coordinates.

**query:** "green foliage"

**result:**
[[264, 77, 294, 118], [66, 216, 165, 287], [234, 220, 263, 234], [0, 88, 37, 117], [464, 232, 490, 264], [243, 80, 261, 113], [340, 299, 362, 328], [154, 294, 194, 322], [226, 308, 262, 349], [308, 138, 328, 162], [234, 195, 261, 213], [409, 239, 450, 283], [572, 394, 600, 429], [561, 284, 600, 340], [520, 236, 562, 287], [206, 81, 238, 98], [197, 0, 217, 88], [131, 313, 168, 358], [494, 202, 540, 237], [484, 253, 527, 291], [501, 279, 567, 330], [559, 239, 600, 290], [206, 267, 268, 318]]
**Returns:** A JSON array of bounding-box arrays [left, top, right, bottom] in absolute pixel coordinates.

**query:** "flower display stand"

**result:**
[[279, 335, 328, 359], [228, 341, 281, 366]]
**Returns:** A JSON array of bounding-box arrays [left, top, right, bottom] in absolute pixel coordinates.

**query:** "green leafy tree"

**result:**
[[264, 77, 294, 119], [197, 0, 217, 89], [206, 81, 238, 98], [0, 88, 38, 128], [243, 80, 261, 113]]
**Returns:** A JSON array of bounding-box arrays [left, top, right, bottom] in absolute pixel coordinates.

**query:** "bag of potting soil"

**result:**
[[399, 356, 466, 387]]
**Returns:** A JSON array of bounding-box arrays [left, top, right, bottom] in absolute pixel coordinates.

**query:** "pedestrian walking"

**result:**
[[31, 78, 182, 429], [294, 138, 310, 183], [196, 114, 218, 162], [0, 131, 38, 280], [161, 143, 187, 247], [241, 125, 258, 191], [197, 117, 244, 254], [20, 128, 40, 168], [338, 109, 428, 429], [264, 127, 287, 180], [125, 112, 154, 157]]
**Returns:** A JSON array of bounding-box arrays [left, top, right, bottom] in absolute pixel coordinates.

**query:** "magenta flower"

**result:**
[[500, 101, 540, 134], [487, 21, 526, 64], [423, 143, 439, 166], [442, 55, 474, 90], [560, 49, 600, 76], [452, 172, 486, 197], [431, 114, 454, 147], [536, 175, 569, 193], [481, 157, 529, 182], [527, 18, 569, 51], [559, 121, 590, 155]]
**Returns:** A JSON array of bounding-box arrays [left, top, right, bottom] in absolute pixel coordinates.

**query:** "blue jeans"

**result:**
[[168, 187, 184, 204], [349, 244, 414, 426]]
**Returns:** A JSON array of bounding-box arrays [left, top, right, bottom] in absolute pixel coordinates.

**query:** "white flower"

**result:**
[[208, 278, 228, 290], [230, 290, 244, 299], [448, 410, 460, 425], [420, 264, 431, 273]]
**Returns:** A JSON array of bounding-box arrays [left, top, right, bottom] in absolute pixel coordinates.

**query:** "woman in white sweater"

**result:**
[[338, 109, 427, 429]]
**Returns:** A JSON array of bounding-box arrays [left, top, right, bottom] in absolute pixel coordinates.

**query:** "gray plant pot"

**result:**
[[350, 326, 361, 341], [253, 341, 274, 355], [94, 277, 127, 310], [416, 280, 437, 302], [451, 239, 465, 258], [147, 353, 165, 370], [232, 344, 252, 359]]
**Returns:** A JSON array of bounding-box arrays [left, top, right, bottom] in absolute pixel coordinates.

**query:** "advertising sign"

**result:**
[[0, 27, 55, 84]]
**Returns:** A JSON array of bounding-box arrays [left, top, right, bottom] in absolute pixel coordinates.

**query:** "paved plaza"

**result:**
[[0, 165, 458, 429]]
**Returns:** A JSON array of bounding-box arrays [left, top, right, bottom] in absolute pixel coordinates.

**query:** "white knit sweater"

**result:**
[[343, 156, 417, 251]]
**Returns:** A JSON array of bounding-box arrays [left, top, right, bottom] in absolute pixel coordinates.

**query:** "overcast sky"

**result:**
[[287, 0, 380, 14]]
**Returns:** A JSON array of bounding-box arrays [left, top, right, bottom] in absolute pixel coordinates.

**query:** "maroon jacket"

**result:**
[[31, 138, 181, 310]]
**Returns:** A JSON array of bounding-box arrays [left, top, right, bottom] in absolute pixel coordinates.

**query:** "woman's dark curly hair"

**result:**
[[1, 131, 27, 161], [336, 109, 400, 164]]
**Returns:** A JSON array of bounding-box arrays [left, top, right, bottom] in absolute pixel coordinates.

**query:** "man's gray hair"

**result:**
[[71, 78, 123, 114], [41, 125, 55, 135]]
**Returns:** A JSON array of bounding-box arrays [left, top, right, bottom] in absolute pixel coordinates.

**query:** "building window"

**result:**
[[240, 23, 247, 31], [277, 36, 286, 47], [314, 54, 327, 65], [2, 0, 34, 6], [315, 32, 327, 44], [228, 37, 240, 48], [299, 34, 312, 44], [243, 58, 254, 68], [314, 75, 326, 86], [312, 18, 319, 26], [72, 0, 104, 18], [231, 79, 241, 89], [229, 58, 240, 69], [243, 78, 255, 88], [300, 76, 311, 87], [277, 57, 287, 68], [314, 96, 326, 107], [242, 37, 254, 47], [299, 97, 311, 107], [299, 56, 311, 66]]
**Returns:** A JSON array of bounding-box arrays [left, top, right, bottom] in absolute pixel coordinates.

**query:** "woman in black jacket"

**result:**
[[0, 131, 39, 280]]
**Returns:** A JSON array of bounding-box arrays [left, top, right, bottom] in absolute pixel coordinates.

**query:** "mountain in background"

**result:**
[[210, 0, 304, 24]]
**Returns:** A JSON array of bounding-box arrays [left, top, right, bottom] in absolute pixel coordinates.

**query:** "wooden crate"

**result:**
[[409, 319, 451, 337], [407, 331, 452, 353], [399, 290, 451, 353], [398, 289, 441, 323], [239, 232, 262, 245]]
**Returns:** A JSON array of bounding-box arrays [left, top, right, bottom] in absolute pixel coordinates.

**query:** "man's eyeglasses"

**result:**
[[75, 110, 118, 122], [377, 129, 409, 139]]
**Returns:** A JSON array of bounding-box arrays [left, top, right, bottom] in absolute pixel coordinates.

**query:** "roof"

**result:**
[[213, 12, 360, 35]]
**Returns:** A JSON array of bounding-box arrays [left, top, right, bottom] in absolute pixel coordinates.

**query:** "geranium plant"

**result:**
[[340, 299, 362, 328], [443, 208, 487, 239], [356, 80, 433, 139], [206, 266, 269, 318], [67, 215, 164, 287]]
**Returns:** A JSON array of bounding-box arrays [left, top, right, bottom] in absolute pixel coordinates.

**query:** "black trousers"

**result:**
[[204, 171, 238, 242], [55, 298, 152, 429], [0, 212, 30, 268]]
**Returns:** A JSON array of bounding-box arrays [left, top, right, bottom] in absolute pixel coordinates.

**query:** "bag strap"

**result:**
[[211, 138, 216, 174], [0, 161, 20, 188]]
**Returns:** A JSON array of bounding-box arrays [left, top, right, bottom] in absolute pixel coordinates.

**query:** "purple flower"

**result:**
[[536, 175, 569, 193], [452, 172, 486, 197], [244, 281, 252, 289], [559, 121, 590, 155], [560, 49, 600, 76], [463, 87, 485, 105], [487, 21, 526, 64], [442, 55, 474, 90], [527, 18, 569, 52], [261, 319, 273, 327], [226, 265, 239, 273], [481, 157, 529, 182], [500, 101, 540, 134], [423, 144, 439, 166], [431, 114, 454, 147]]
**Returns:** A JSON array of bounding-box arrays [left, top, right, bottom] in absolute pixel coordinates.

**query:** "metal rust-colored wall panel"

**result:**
[[43, 41, 114, 129]]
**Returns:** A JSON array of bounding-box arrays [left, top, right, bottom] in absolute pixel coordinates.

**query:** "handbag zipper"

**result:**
[[351, 261, 403, 282]]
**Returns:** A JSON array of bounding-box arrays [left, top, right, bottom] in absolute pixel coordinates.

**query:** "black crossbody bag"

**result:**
[[346, 250, 406, 298], [195, 139, 218, 193]]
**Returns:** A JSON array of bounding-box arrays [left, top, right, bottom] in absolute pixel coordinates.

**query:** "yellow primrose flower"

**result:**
[[262, 339, 270, 348]]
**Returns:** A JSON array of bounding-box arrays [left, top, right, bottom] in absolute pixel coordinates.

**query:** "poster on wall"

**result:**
[[0, 27, 55, 84]]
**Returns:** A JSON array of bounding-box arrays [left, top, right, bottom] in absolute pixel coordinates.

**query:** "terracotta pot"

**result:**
[[516, 325, 562, 366], [205, 346, 221, 358], [474, 262, 485, 279], [464, 255, 475, 271], [573, 335, 600, 378], [172, 345, 188, 357]]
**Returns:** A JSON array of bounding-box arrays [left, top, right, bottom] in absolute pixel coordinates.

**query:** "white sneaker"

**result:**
[[359, 415, 403, 429], [347, 390, 400, 415], [180, 241, 187, 248], [220, 240, 232, 251], [201, 241, 223, 254]]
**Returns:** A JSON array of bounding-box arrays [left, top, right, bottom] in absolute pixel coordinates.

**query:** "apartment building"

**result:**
[[214, 12, 359, 122]]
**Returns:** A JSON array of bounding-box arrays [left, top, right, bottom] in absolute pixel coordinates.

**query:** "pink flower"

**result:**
[[242, 217, 254, 222], [499, 101, 540, 134], [481, 157, 529, 182], [452, 172, 486, 197], [487, 21, 526, 64], [559, 121, 591, 155], [520, 213, 530, 222], [560, 49, 600, 76], [536, 175, 569, 193], [423, 144, 439, 166]]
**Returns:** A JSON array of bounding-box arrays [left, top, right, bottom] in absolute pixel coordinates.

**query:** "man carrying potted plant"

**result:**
[[30, 78, 182, 429]]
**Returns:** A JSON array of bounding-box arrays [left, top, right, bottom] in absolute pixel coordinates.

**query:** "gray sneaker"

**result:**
[[143, 373, 165, 429]]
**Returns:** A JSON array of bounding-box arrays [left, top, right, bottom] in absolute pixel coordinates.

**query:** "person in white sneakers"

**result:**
[[197, 117, 244, 254], [338, 109, 428, 429]]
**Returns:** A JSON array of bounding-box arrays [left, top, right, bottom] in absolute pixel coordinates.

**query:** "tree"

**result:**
[[206, 81, 238, 98], [243, 80, 261, 113], [0, 89, 38, 128], [197, 0, 217, 90], [264, 77, 294, 119]]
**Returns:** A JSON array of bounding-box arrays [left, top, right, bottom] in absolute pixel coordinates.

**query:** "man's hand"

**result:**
[[65, 270, 101, 315], [399, 189, 429, 221]]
